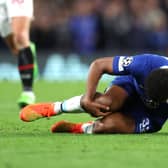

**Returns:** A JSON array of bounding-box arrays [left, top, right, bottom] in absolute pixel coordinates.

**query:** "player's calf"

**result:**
[[93, 113, 135, 134]]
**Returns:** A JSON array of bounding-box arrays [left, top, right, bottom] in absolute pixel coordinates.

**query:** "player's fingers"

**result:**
[[91, 109, 107, 117], [93, 102, 110, 111]]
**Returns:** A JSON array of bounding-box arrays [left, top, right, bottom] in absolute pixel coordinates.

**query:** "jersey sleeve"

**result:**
[[112, 55, 151, 75], [112, 54, 168, 76]]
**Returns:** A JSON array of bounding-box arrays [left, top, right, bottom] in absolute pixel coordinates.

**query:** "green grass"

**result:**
[[0, 80, 168, 168]]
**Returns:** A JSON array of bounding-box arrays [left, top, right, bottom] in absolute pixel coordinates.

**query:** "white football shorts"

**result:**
[[0, 0, 33, 37]]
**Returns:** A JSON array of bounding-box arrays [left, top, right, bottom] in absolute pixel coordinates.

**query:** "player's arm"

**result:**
[[81, 57, 114, 117], [86, 57, 114, 100]]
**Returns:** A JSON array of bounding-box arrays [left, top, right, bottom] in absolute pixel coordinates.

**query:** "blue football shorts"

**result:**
[[108, 75, 167, 133]]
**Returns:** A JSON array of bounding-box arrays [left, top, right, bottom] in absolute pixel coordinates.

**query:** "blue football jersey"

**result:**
[[113, 54, 168, 110]]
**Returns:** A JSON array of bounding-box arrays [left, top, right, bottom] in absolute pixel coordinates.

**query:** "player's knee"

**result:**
[[94, 93, 112, 107], [94, 94, 122, 112], [13, 31, 29, 48]]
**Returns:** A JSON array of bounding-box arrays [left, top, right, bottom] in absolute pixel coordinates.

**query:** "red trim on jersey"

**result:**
[[19, 64, 34, 71]]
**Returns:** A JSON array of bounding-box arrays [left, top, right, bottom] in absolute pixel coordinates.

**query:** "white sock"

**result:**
[[53, 102, 62, 114], [82, 122, 94, 134], [54, 95, 84, 113]]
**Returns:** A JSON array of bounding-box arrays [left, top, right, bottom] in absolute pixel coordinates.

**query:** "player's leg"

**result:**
[[19, 92, 112, 122], [4, 0, 38, 108], [93, 112, 135, 133], [51, 99, 165, 134], [4, 19, 36, 108], [20, 75, 130, 122], [51, 76, 141, 134], [20, 96, 83, 122], [51, 112, 135, 134], [20, 84, 128, 122]]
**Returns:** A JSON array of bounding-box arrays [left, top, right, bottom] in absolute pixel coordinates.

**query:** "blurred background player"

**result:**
[[0, 0, 38, 108], [20, 53, 168, 134]]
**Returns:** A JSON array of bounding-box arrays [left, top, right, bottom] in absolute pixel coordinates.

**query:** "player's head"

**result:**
[[145, 67, 168, 103]]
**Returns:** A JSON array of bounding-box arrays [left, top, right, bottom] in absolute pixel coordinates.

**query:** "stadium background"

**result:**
[[1, 0, 168, 80]]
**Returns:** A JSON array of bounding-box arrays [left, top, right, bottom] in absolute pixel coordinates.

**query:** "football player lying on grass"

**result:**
[[20, 53, 168, 134]]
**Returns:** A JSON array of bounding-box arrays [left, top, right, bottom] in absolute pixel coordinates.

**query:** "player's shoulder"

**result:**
[[133, 53, 168, 61], [116, 53, 165, 60], [134, 53, 165, 58]]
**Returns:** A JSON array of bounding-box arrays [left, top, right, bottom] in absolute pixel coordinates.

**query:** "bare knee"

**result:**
[[13, 31, 30, 48], [94, 93, 112, 109], [94, 93, 123, 112], [11, 17, 31, 49]]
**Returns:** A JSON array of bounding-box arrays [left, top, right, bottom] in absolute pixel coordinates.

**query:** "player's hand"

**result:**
[[81, 96, 109, 117]]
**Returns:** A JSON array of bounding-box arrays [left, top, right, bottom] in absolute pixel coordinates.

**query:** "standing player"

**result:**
[[20, 54, 168, 134], [0, 0, 38, 108]]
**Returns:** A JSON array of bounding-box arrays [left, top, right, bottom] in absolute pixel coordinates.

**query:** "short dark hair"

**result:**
[[145, 68, 168, 102]]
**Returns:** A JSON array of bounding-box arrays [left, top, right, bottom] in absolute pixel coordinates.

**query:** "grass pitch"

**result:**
[[0, 80, 168, 168]]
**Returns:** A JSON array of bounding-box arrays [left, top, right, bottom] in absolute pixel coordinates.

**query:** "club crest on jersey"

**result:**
[[118, 56, 133, 71]]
